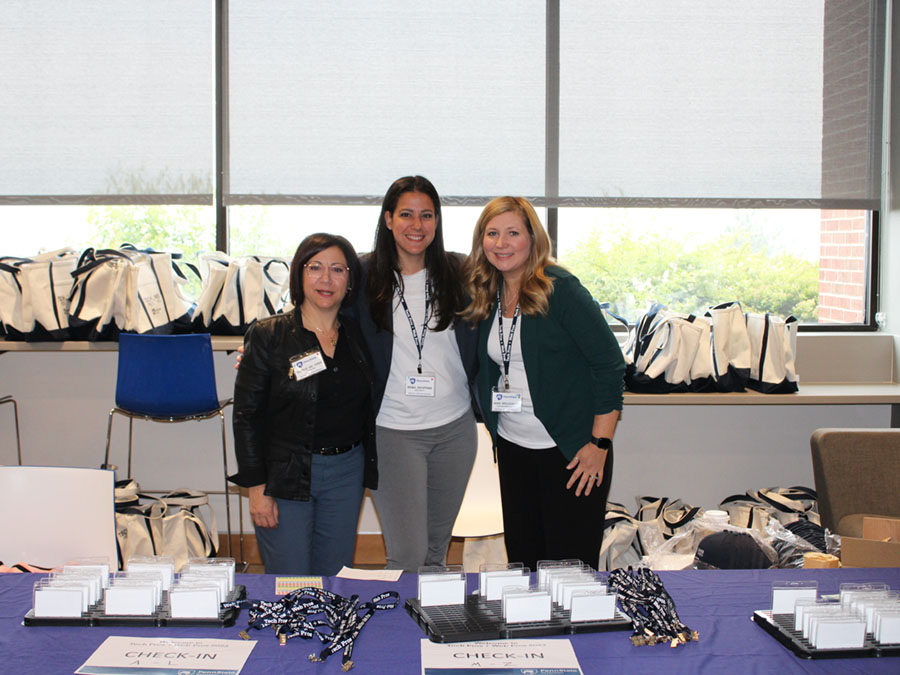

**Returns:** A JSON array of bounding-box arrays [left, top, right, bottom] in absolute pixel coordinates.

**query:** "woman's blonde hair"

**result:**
[[462, 196, 555, 322]]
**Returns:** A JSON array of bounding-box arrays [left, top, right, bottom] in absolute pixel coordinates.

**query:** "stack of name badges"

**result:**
[[415, 560, 617, 625], [32, 558, 111, 618], [764, 580, 900, 651], [536, 560, 616, 623], [171, 557, 236, 619], [30, 556, 236, 620]]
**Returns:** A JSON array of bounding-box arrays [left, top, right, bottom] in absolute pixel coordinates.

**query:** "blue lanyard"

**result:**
[[496, 286, 520, 391], [397, 275, 430, 374]]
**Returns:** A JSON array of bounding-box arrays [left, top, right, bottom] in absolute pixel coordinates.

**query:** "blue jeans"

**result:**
[[255, 444, 365, 575]]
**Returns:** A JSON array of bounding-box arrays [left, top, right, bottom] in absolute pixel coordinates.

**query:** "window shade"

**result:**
[[0, 0, 213, 204], [558, 0, 885, 208], [226, 0, 546, 205]]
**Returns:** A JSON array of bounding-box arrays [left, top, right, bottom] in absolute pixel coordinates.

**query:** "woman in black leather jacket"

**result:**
[[230, 233, 377, 575]]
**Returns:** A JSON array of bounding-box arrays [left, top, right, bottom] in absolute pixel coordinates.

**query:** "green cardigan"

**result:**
[[476, 266, 625, 461]]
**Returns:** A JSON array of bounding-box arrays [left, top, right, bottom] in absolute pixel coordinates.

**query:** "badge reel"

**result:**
[[492, 382, 522, 413], [289, 349, 327, 381]]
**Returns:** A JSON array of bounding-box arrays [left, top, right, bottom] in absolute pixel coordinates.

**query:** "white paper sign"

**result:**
[[76, 636, 256, 675], [420, 638, 582, 674]]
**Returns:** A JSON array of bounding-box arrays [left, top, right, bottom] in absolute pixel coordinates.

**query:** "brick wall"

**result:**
[[818, 209, 867, 323]]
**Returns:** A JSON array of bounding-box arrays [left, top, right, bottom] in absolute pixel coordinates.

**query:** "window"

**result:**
[[1, 1, 886, 328]]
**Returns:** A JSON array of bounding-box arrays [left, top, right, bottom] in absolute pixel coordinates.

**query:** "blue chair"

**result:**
[[0, 395, 22, 465], [102, 333, 236, 558]]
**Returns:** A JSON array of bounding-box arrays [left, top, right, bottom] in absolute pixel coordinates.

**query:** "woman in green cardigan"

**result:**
[[462, 197, 625, 570]]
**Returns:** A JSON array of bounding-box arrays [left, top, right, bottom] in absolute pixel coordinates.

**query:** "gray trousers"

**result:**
[[371, 409, 477, 571]]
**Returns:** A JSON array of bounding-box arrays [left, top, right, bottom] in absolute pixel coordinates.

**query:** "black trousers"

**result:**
[[496, 435, 613, 571]]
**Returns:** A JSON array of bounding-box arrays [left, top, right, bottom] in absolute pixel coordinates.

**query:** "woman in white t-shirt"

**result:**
[[352, 176, 478, 571]]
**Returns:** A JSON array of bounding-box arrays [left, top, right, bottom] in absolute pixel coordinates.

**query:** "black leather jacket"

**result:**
[[229, 308, 378, 501]]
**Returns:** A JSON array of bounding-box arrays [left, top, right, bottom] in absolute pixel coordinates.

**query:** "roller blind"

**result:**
[[226, 0, 546, 204], [558, 0, 885, 208], [0, 0, 213, 204], [228, 0, 884, 208]]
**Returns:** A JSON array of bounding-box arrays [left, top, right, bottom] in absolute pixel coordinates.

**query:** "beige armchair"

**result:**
[[810, 428, 900, 537]]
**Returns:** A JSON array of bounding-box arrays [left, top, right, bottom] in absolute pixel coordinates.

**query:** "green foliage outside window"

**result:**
[[564, 223, 819, 323]]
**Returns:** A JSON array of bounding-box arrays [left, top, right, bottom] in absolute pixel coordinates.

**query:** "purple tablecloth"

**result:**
[[2, 567, 898, 674]]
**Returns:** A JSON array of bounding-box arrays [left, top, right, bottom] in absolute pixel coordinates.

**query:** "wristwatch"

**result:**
[[590, 436, 613, 450]]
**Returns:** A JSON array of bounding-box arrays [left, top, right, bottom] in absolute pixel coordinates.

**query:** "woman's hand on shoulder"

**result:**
[[234, 344, 244, 370]]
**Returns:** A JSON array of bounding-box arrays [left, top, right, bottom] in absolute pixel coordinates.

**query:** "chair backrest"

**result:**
[[0, 466, 117, 568], [810, 428, 900, 535], [116, 333, 220, 417]]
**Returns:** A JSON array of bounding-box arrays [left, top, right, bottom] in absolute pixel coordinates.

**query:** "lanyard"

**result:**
[[397, 275, 430, 374], [496, 286, 520, 390], [237, 586, 400, 667]]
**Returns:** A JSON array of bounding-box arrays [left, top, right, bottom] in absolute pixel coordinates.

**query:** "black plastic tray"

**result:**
[[23, 584, 246, 628], [405, 594, 631, 643], [752, 610, 900, 660]]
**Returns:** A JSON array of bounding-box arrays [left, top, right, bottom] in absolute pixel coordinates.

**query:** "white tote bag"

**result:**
[[122, 247, 195, 335], [67, 249, 132, 340], [626, 304, 704, 393], [0, 257, 30, 338], [18, 251, 79, 341], [746, 313, 799, 394], [193, 253, 290, 334], [0, 248, 78, 340], [704, 301, 751, 392]]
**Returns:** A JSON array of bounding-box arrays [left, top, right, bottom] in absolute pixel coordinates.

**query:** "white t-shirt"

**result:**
[[486, 309, 556, 449], [376, 269, 471, 430]]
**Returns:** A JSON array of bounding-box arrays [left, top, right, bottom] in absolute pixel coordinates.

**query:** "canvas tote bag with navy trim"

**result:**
[[746, 312, 799, 394]]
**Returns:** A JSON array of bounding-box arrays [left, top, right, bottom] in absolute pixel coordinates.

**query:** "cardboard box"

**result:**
[[841, 516, 900, 568]]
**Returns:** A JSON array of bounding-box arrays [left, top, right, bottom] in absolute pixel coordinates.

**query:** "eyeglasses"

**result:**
[[304, 262, 349, 278]]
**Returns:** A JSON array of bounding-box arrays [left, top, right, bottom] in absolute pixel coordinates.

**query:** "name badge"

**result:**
[[289, 349, 327, 381], [491, 386, 523, 413], [405, 373, 436, 397]]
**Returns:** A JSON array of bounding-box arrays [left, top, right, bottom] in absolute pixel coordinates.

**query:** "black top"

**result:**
[[313, 326, 368, 448]]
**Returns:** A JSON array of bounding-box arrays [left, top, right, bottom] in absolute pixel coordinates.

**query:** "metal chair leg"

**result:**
[[219, 410, 235, 561], [102, 409, 117, 470], [127, 418, 134, 478], [2, 397, 23, 465]]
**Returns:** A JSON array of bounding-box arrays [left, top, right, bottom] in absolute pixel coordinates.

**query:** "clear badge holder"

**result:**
[[771, 580, 818, 614], [186, 557, 236, 594], [558, 571, 606, 611], [501, 586, 551, 624], [417, 565, 466, 607], [569, 587, 617, 623], [63, 557, 111, 589], [170, 578, 223, 619], [478, 562, 524, 596], [874, 608, 900, 644], [104, 572, 163, 616], [856, 590, 899, 633], [55, 568, 103, 607], [536, 559, 581, 591], [478, 563, 528, 602], [126, 556, 176, 592], [809, 613, 867, 650], [32, 577, 88, 618], [840, 582, 889, 610]]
